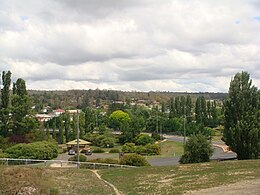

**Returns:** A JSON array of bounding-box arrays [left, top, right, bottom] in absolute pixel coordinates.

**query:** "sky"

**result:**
[[0, 0, 260, 92]]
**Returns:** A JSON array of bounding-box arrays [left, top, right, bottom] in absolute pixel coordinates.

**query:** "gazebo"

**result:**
[[66, 139, 91, 151]]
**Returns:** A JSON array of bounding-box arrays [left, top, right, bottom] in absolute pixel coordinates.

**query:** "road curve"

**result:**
[[148, 135, 237, 166]]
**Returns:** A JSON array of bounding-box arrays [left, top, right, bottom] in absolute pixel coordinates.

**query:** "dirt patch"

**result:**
[[186, 179, 260, 195]]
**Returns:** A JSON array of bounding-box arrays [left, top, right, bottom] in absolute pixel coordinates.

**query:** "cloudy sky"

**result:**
[[0, 0, 260, 92]]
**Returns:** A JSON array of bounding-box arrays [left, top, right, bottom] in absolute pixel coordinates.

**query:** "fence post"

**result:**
[[44, 161, 47, 167], [94, 163, 96, 169], [6, 159, 8, 166], [60, 161, 62, 167], [25, 159, 28, 165]]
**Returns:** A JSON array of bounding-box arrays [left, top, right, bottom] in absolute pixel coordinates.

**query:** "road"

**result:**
[[148, 135, 237, 166]]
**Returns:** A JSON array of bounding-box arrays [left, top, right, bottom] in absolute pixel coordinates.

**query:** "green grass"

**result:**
[[146, 140, 183, 159], [100, 160, 260, 195]]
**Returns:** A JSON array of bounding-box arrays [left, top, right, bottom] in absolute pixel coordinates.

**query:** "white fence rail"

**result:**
[[0, 158, 135, 169]]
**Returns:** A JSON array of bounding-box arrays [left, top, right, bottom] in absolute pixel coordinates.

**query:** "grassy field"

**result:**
[[1, 160, 260, 194], [100, 160, 260, 194]]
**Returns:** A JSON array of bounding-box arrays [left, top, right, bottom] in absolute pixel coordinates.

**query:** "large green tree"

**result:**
[[0, 71, 12, 136], [223, 71, 260, 160], [11, 78, 38, 135]]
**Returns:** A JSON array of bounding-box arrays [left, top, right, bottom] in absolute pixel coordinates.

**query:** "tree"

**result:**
[[195, 96, 207, 125], [169, 97, 175, 119], [0, 71, 12, 136], [11, 78, 38, 135], [179, 134, 214, 164], [223, 71, 260, 160], [109, 110, 131, 131]]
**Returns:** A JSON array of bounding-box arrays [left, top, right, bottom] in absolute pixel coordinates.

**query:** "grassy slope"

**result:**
[[101, 160, 260, 195], [0, 160, 260, 195], [0, 167, 115, 195]]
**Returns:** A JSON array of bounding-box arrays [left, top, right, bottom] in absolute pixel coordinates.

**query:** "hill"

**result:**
[[0, 159, 259, 194]]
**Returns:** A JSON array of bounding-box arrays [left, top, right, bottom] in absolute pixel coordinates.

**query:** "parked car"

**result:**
[[85, 149, 92, 155], [68, 149, 76, 155]]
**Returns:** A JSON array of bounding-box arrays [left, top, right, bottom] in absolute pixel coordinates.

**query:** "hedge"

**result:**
[[5, 141, 58, 160]]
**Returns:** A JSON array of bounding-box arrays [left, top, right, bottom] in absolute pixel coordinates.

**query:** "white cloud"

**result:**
[[0, 0, 259, 92]]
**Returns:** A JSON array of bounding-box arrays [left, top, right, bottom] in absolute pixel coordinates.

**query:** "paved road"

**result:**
[[148, 135, 237, 166]]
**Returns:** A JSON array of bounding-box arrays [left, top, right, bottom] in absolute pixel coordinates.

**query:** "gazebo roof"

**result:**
[[66, 139, 91, 145]]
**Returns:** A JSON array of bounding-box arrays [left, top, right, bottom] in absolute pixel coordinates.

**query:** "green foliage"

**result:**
[[5, 141, 58, 160], [223, 71, 260, 160], [100, 137, 115, 148], [0, 136, 10, 150], [109, 110, 131, 130], [134, 134, 155, 146], [88, 134, 115, 148], [68, 154, 87, 162], [109, 148, 120, 153], [122, 143, 136, 153], [119, 154, 150, 166], [151, 132, 161, 141], [0, 71, 12, 137], [179, 134, 214, 164], [135, 146, 146, 154], [145, 143, 161, 155], [26, 130, 50, 142], [92, 148, 105, 153]]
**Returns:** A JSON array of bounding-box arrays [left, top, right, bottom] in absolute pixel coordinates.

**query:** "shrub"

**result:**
[[68, 154, 87, 162], [134, 134, 155, 146], [109, 148, 120, 153], [179, 134, 214, 164], [100, 137, 115, 148], [5, 141, 58, 160], [120, 154, 150, 166], [0, 149, 5, 158], [135, 146, 146, 155], [92, 148, 105, 153], [151, 132, 162, 141], [145, 144, 160, 155], [122, 143, 136, 153]]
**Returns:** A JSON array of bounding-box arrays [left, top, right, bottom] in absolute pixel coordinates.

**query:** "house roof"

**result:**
[[66, 139, 91, 145]]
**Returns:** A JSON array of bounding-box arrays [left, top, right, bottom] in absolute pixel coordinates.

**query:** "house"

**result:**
[[35, 114, 52, 122], [53, 109, 65, 117]]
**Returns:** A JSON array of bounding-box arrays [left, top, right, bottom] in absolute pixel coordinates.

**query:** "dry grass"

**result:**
[[0, 166, 115, 195]]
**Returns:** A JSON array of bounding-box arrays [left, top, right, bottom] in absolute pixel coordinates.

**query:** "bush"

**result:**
[[5, 141, 58, 160], [100, 137, 115, 148], [92, 148, 105, 153], [134, 134, 155, 146], [122, 143, 136, 153], [135, 146, 146, 155], [151, 132, 162, 141], [179, 134, 214, 164], [0, 149, 5, 158], [68, 154, 87, 162], [109, 148, 120, 153], [145, 144, 160, 155], [120, 154, 150, 166]]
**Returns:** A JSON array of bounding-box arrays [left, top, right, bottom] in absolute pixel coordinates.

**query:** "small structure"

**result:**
[[66, 139, 91, 151]]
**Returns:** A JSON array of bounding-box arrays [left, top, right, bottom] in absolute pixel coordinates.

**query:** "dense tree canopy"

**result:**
[[223, 71, 260, 160]]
